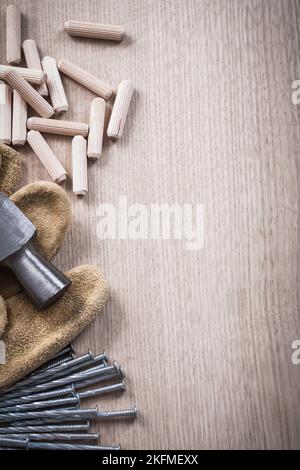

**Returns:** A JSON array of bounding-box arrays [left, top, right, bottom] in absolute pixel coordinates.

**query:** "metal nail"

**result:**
[[42, 356, 74, 370], [74, 370, 122, 390], [27, 442, 120, 450], [96, 406, 137, 420], [7, 418, 90, 426], [0, 385, 74, 409], [3, 351, 95, 392], [3, 432, 99, 442], [22, 356, 73, 380], [0, 422, 90, 433], [24, 345, 76, 376], [79, 381, 126, 399], [0, 364, 118, 400], [0, 394, 80, 413], [0, 407, 98, 423], [53, 344, 75, 360], [0, 377, 123, 410], [0, 405, 137, 424], [0, 436, 29, 449], [0, 381, 125, 413], [34, 350, 95, 378]]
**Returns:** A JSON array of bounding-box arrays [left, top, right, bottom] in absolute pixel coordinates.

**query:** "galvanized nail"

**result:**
[[3, 432, 99, 442], [0, 382, 125, 412], [27, 442, 120, 450], [53, 344, 75, 360], [7, 418, 90, 427], [0, 407, 98, 423], [79, 381, 126, 399], [0, 394, 80, 413], [0, 385, 74, 409], [0, 436, 29, 449], [44, 356, 74, 370], [3, 351, 94, 392], [0, 422, 90, 433], [96, 406, 137, 420], [75, 370, 122, 390], [0, 364, 118, 400]]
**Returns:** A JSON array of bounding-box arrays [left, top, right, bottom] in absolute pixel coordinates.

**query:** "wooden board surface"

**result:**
[[1, 0, 300, 449]]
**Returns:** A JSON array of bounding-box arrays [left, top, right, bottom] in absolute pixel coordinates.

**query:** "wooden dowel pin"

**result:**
[[12, 90, 27, 146], [107, 80, 134, 140], [88, 97, 105, 159], [58, 59, 113, 101], [64, 20, 124, 42], [23, 40, 48, 96], [72, 136, 88, 196], [27, 117, 88, 137], [27, 130, 67, 184], [0, 81, 12, 145], [42, 56, 68, 114], [0, 65, 46, 85], [6, 5, 21, 64], [3, 70, 54, 119]]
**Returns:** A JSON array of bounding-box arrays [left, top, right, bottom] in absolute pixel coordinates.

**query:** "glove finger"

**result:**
[[0, 144, 22, 196]]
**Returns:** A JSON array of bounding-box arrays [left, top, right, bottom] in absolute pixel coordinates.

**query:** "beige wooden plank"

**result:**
[[0, 0, 300, 450]]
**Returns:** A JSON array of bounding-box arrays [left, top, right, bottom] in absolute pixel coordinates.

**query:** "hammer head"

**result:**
[[0, 192, 71, 309], [0, 192, 36, 262]]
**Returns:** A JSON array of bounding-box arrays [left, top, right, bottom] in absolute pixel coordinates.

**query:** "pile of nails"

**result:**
[[0, 344, 137, 450]]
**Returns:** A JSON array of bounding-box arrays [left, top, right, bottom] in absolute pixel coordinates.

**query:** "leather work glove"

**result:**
[[0, 144, 109, 389]]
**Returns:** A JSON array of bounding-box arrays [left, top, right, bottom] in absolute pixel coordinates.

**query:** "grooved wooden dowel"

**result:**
[[27, 130, 67, 184], [3, 70, 54, 118], [23, 40, 48, 96], [0, 81, 12, 145], [6, 5, 21, 64], [12, 90, 27, 146], [42, 56, 68, 114], [27, 117, 89, 137], [72, 135, 88, 195], [88, 97, 105, 159], [64, 20, 124, 41], [107, 80, 134, 140], [58, 59, 113, 101], [0, 65, 46, 85]]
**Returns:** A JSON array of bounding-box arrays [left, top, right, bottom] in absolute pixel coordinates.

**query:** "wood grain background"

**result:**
[[1, 0, 300, 450]]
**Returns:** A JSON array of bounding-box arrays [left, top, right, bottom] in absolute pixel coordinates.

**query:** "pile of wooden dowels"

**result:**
[[0, 5, 134, 196], [0, 345, 137, 450]]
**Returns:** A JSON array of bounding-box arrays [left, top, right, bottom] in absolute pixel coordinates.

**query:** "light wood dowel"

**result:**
[[6, 5, 21, 64], [64, 20, 124, 41], [87, 97, 105, 159], [42, 56, 68, 114], [27, 130, 67, 184], [12, 89, 27, 146], [0, 65, 46, 85], [107, 80, 133, 140], [72, 135, 88, 196], [0, 81, 12, 145], [3, 70, 54, 119], [58, 59, 113, 101], [23, 39, 48, 96], [27, 117, 89, 137]]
